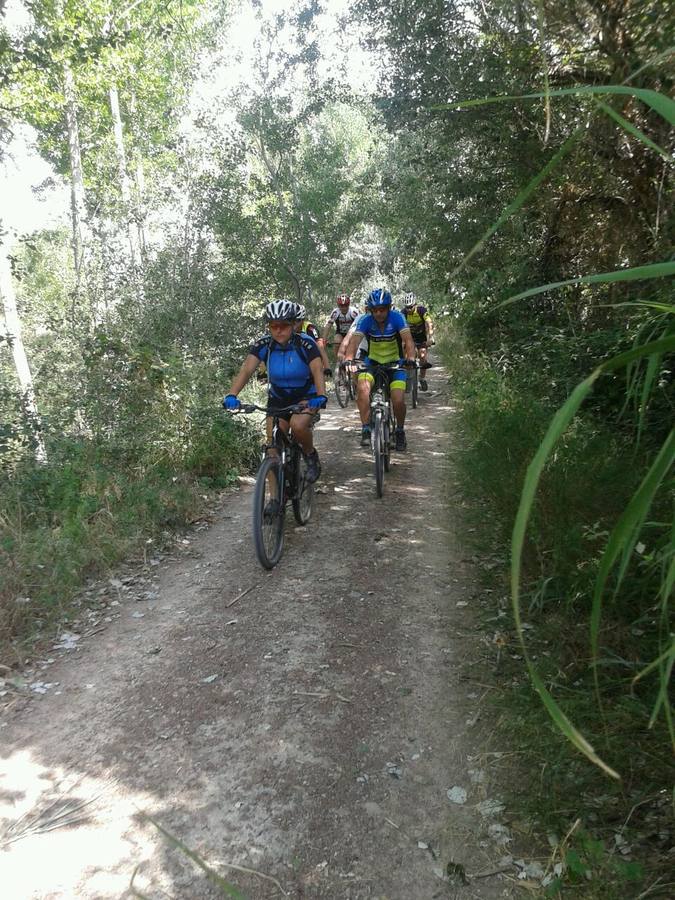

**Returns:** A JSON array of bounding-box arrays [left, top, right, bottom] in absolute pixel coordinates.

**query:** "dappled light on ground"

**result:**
[[0, 750, 161, 899]]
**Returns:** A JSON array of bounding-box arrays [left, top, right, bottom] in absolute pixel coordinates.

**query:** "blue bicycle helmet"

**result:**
[[366, 288, 392, 309]]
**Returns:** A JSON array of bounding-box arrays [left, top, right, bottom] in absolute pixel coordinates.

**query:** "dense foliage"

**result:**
[[351, 0, 673, 893]]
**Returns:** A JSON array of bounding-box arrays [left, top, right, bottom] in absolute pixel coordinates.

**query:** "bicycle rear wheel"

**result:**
[[335, 366, 349, 408], [292, 451, 314, 524], [372, 411, 385, 497], [252, 456, 285, 569], [411, 367, 419, 409]]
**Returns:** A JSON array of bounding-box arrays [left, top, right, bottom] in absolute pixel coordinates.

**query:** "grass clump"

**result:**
[[441, 325, 674, 897]]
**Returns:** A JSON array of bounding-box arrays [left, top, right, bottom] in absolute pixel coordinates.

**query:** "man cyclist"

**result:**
[[295, 304, 331, 374], [223, 299, 327, 483], [322, 293, 360, 362], [343, 288, 416, 451], [401, 292, 434, 391]]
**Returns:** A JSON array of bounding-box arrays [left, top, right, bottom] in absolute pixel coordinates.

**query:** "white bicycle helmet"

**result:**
[[264, 299, 298, 322], [403, 292, 417, 309], [296, 304, 307, 320]]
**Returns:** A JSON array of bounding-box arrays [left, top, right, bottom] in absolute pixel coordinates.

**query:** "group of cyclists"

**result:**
[[223, 289, 435, 485]]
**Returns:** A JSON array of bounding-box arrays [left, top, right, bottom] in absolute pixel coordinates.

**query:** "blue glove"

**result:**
[[308, 394, 328, 411], [223, 394, 240, 411]]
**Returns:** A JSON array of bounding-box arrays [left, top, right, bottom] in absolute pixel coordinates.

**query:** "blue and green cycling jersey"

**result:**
[[353, 310, 410, 363]]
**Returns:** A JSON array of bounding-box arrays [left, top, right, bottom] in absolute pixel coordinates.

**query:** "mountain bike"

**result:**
[[230, 404, 316, 569], [353, 361, 415, 498], [334, 359, 355, 408]]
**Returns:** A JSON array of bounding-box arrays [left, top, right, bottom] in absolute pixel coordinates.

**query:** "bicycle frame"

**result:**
[[351, 361, 404, 496], [239, 403, 311, 502], [229, 402, 316, 567]]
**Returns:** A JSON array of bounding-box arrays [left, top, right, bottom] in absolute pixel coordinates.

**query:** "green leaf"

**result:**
[[589, 427, 675, 701], [142, 814, 248, 899], [501, 262, 675, 306], [565, 848, 588, 877], [510, 369, 620, 778], [595, 99, 673, 162], [436, 85, 675, 126]]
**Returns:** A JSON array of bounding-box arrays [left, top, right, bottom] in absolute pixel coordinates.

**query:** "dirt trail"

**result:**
[[1, 367, 521, 899]]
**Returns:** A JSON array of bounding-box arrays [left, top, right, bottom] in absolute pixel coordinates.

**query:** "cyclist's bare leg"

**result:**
[[356, 377, 371, 425], [390, 387, 406, 427], [289, 413, 314, 455]]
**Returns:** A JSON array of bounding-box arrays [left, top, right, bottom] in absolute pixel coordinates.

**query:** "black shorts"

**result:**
[[267, 389, 313, 421], [412, 335, 427, 349]]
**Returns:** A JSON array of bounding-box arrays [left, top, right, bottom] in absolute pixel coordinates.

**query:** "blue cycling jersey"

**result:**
[[249, 333, 320, 399]]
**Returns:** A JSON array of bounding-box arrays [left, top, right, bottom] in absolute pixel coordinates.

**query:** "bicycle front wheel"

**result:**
[[372, 412, 385, 498], [411, 367, 419, 409], [252, 456, 285, 569], [292, 451, 314, 525], [335, 366, 349, 408]]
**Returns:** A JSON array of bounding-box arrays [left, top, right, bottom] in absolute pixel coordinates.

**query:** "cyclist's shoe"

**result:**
[[395, 427, 407, 451], [263, 498, 280, 520], [304, 449, 321, 483], [360, 425, 371, 447], [419, 378, 428, 391]]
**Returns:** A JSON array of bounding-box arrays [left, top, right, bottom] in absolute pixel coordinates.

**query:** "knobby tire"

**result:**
[[252, 456, 285, 569], [373, 411, 385, 498], [335, 366, 349, 408], [292, 451, 314, 525]]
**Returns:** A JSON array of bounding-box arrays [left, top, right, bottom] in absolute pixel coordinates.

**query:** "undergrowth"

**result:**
[[441, 328, 674, 898], [0, 411, 260, 667]]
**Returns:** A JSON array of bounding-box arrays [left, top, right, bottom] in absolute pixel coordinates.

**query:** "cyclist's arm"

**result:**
[[424, 313, 435, 343], [318, 342, 331, 371], [321, 319, 334, 342], [400, 326, 416, 361], [309, 356, 326, 396], [228, 354, 261, 396], [336, 332, 349, 360], [344, 330, 364, 360]]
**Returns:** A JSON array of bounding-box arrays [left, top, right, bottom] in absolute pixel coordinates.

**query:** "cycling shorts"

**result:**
[[358, 365, 406, 392], [266, 388, 314, 421]]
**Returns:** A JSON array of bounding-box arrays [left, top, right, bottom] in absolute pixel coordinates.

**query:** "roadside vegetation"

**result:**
[[352, 0, 673, 894]]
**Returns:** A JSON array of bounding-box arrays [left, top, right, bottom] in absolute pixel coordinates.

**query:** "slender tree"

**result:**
[[0, 236, 47, 462]]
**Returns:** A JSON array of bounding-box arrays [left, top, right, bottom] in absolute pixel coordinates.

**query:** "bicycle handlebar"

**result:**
[[230, 403, 316, 415], [347, 359, 418, 372]]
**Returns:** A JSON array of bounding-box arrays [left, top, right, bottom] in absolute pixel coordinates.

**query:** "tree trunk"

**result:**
[[128, 91, 148, 262], [0, 247, 47, 463], [63, 62, 87, 288], [109, 83, 140, 269]]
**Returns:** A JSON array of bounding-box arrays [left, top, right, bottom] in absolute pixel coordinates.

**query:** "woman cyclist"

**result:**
[[223, 300, 327, 483]]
